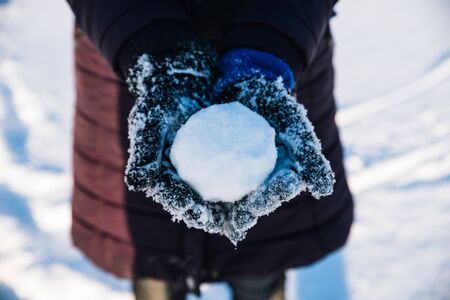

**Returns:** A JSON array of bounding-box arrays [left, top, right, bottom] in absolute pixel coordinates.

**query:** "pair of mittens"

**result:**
[[125, 43, 334, 245]]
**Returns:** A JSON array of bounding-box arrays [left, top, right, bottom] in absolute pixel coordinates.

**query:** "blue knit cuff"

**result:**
[[214, 48, 295, 96]]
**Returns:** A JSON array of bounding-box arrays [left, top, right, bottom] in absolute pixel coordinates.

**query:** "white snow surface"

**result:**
[[1, 0, 450, 299], [170, 102, 277, 203]]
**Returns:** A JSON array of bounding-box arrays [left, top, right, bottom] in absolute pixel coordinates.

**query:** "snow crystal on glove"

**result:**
[[218, 75, 335, 244], [224, 76, 335, 198], [124, 41, 226, 234], [146, 169, 225, 234], [124, 42, 216, 191]]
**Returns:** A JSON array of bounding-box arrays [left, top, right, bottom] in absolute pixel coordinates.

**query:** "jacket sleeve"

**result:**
[[221, 0, 337, 77], [66, 0, 191, 77]]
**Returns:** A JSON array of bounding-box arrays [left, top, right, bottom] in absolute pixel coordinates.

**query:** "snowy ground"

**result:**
[[0, 0, 449, 299]]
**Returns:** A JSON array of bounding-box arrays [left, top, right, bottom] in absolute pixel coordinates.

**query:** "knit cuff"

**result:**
[[118, 21, 191, 79], [220, 24, 304, 78]]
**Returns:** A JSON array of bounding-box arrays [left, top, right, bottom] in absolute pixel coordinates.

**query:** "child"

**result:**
[[67, 0, 353, 299]]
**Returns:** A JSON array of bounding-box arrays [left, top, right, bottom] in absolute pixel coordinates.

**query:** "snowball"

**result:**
[[170, 102, 277, 203]]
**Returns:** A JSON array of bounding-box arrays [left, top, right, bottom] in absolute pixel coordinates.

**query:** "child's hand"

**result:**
[[124, 41, 225, 233], [215, 49, 335, 244]]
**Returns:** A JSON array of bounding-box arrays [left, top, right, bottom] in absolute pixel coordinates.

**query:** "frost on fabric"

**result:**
[[166, 66, 209, 78], [219, 75, 336, 244], [228, 75, 335, 198], [146, 169, 226, 234], [124, 42, 227, 234]]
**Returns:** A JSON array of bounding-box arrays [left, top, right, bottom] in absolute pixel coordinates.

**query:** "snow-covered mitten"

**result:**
[[124, 41, 226, 233], [214, 49, 335, 244]]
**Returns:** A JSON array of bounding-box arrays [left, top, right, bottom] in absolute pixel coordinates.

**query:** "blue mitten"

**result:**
[[214, 49, 335, 244]]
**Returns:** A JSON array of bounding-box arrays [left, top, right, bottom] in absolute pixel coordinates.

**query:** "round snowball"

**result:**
[[170, 102, 277, 203]]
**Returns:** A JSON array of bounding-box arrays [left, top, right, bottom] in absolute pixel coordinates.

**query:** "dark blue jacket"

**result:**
[[66, 0, 336, 77]]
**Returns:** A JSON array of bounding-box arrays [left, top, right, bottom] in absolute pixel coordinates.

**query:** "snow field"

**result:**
[[0, 0, 449, 299]]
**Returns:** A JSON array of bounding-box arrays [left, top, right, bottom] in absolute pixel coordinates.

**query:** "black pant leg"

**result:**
[[228, 272, 285, 300]]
